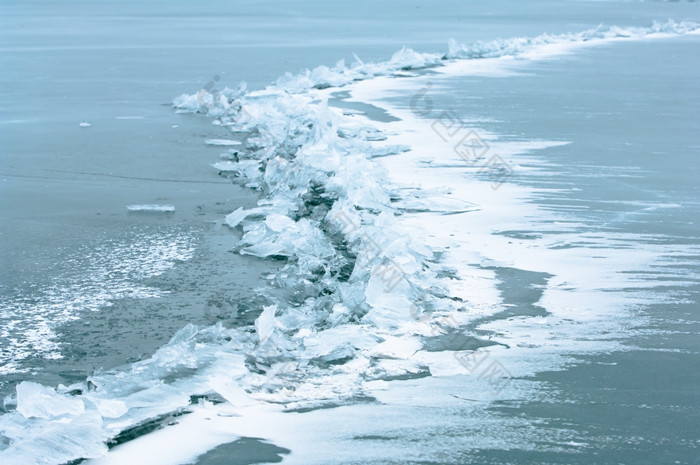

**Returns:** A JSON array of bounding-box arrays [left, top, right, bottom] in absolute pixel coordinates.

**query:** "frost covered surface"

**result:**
[[0, 231, 195, 377], [3, 21, 700, 465]]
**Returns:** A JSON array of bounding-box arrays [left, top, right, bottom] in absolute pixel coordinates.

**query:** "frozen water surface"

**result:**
[[1, 1, 700, 464]]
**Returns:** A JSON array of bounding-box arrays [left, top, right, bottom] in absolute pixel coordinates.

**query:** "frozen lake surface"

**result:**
[[1, 1, 699, 464]]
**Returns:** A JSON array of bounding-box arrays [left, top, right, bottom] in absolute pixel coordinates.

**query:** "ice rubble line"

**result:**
[[2, 33, 462, 465], [444, 20, 700, 60], [205, 91, 450, 325], [170, 17, 700, 356], [2, 21, 699, 465], [171, 20, 699, 113]]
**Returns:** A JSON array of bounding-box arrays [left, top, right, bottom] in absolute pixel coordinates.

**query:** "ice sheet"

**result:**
[[4, 19, 700, 465]]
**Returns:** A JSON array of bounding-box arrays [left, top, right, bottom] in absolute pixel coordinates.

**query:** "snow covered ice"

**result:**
[[2, 8, 700, 465]]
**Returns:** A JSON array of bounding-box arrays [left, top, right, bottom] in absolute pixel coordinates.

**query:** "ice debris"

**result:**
[[126, 204, 175, 212], [6, 22, 698, 464]]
